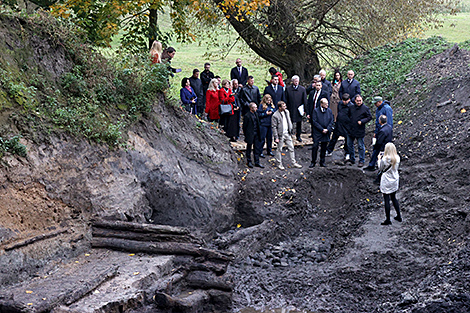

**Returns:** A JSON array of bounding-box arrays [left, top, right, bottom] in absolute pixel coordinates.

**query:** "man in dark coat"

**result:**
[[320, 69, 333, 99], [240, 76, 261, 116], [189, 69, 204, 115], [364, 115, 393, 171], [307, 81, 329, 118], [347, 95, 372, 167], [200, 63, 214, 105], [326, 93, 352, 158], [310, 98, 334, 168], [285, 75, 308, 142], [230, 58, 249, 87], [243, 102, 264, 168], [339, 70, 361, 101], [263, 75, 285, 107]]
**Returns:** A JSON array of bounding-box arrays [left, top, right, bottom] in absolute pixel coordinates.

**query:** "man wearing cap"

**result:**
[[364, 96, 394, 171]]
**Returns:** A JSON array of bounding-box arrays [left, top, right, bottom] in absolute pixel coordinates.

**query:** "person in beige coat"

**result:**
[[272, 101, 302, 170], [378, 142, 402, 225]]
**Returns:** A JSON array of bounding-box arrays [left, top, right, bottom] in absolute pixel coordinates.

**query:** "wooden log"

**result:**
[[2, 228, 68, 251], [91, 228, 201, 244], [91, 237, 233, 261], [154, 290, 209, 311], [185, 271, 233, 292], [91, 220, 190, 236], [188, 261, 228, 276]]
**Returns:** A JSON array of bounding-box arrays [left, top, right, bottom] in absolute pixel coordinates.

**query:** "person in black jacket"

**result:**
[[263, 75, 285, 107], [339, 70, 361, 101], [285, 75, 308, 142], [230, 58, 249, 87], [347, 95, 372, 167], [240, 76, 261, 116], [243, 103, 264, 168], [319, 69, 333, 99], [307, 81, 329, 119], [310, 98, 334, 168], [189, 69, 204, 115], [326, 93, 352, 158], [364, 115, 393, 171], [200, 63, 214, 103]]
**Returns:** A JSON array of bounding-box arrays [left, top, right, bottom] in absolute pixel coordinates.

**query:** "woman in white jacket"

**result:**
[[378, 142, 402, 225]]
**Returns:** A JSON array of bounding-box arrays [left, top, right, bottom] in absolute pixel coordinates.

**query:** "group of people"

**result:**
[[151, 44, 401, 225]]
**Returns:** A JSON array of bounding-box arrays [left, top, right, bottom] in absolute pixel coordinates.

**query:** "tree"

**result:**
[[208, 0, 459, 80], [50, 0, 192, 51]]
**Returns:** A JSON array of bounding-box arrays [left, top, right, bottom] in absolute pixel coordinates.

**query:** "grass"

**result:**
[[421, 0, 470, 42], [165, 41, 274, 99]]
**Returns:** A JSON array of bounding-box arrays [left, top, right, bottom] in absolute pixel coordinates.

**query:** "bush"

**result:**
[[0, 136, 27, 158]]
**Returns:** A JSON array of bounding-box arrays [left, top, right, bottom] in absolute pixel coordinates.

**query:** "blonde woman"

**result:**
[[150, 40, 162, 64], [205, 78, 220, 122], [378, 142, 402, 225]]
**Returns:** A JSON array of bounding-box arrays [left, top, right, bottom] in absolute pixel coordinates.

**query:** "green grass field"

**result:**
[[165, 40, 273, 99], [422, 0, 470, 42]]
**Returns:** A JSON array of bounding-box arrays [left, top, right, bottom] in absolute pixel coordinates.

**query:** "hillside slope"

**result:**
[[0, 11, 238, 287]]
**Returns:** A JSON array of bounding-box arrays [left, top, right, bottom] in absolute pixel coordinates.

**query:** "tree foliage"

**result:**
[[203, 0, 459, 80], [50, 0, 193, 51]]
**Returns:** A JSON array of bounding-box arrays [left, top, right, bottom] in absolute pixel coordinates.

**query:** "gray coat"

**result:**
[[272, 110, 294, 141]]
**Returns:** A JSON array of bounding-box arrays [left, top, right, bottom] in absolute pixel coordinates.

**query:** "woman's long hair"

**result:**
[[384, 142, 399, 168], [207, 78, 219, 92], [150, 41, 162, 63], [260, 94, 273, 111]]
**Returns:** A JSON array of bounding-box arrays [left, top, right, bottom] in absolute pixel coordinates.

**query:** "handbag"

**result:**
[[219, 99, 233, 115]]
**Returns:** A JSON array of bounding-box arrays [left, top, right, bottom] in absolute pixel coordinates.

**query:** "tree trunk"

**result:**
[[212, 0, 320, 82], [148, 8, 158, 49]]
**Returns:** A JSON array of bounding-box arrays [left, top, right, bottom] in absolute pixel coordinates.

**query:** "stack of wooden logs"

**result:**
[[91, 220, 234, 312]]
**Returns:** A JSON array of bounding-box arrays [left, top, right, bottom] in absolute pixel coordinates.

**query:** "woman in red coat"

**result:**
[[205, 78, 220, 122], [218, 79, 238, 141]]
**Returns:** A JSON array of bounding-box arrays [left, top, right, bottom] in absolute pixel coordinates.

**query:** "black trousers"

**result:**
[[383, 192, 401, 221], [312, 141, 328, 165], [296, 121, 302, 139], [246, 137, 261, 164], [327, 130, 349, 155]]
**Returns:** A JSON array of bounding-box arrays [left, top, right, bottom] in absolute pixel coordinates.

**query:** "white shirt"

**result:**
[[281, 111, 288, 135]]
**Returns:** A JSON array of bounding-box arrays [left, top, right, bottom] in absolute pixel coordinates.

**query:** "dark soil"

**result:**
[[217, 45, 470, 312]]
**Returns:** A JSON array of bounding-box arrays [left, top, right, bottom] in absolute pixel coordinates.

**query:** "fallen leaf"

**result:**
[[42, 298, 47, 301], [129, 254, 135, 256], [75, 261, 79, 263], [85, 253, 90, 256], [27, 303, 33, 306], [366, 198, 370, 202], [398, 120, 403, 124], [26, 290, 33, 294], [461, 108, 467, 113], [133, 272, 140, 275], [237, 224, 242, 228]]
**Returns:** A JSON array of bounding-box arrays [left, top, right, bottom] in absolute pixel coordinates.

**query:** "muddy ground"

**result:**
[[216, 46, 470, 312]]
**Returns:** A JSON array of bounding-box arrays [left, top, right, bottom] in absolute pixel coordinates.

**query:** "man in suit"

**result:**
[[339, 70, 361, 101], [263, 75, 285, 107], [243, 102, 264, 168], [272, 101, 302, 170], [307, 81, 329, 119], [364, 114, 393, 171], [240, 76, 261, 116], [230, 58, 249, 87], [285, 75, 308, 142], [310, 98, 334, 168]]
